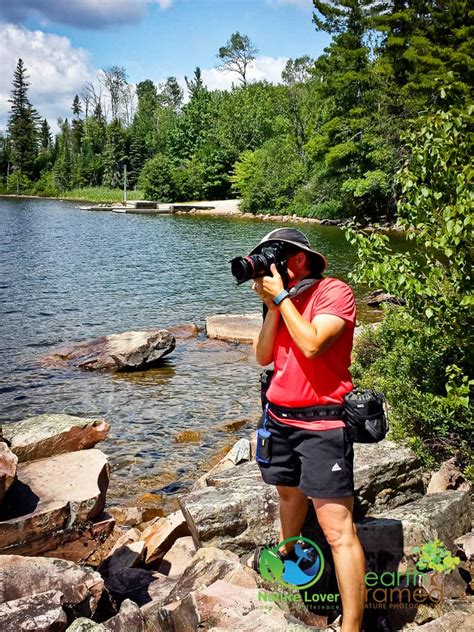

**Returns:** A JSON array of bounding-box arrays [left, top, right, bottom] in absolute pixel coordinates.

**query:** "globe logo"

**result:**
[[259, 536, 324, 589]]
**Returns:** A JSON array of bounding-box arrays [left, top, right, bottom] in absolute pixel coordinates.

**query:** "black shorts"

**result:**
[[256, 412, 355, 498]]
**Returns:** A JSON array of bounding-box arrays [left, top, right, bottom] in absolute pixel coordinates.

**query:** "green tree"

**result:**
[[185, 67, 205, 97], [7, 58, 39, 177], [102, 119, 127, 188], [231, 136, 306, 213], [346, 96, 473, 469], [217, 32, 259, 86]]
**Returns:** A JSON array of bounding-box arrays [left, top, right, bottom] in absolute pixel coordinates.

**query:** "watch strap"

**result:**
[[273, 289, 290, 306]]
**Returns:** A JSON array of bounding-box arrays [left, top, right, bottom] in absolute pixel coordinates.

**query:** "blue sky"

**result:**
[[0, 0, 331, 129]]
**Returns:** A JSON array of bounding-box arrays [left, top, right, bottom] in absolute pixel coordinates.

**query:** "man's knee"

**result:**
[[277, 485, 307, 503]]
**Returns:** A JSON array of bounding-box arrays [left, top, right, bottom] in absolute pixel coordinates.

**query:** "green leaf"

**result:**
[[259, 549, 284, 583]]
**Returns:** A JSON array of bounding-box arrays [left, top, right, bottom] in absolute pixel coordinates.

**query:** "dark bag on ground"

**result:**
[[343, 388, 389, 443]]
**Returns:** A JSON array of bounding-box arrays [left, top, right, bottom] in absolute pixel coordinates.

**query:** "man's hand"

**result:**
[[252, 264, 284, 311]]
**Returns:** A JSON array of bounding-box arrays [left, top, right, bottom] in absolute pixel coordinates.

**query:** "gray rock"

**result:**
[[41, 329, 175, 371], [66, 619, 106, 631], [157, 579, 308, 632], [192, 438, 251, 490], [426, 458, 471, 494], [0, 449, 109, 556], [0, 442, 17, 504], [181, 439, 424, 555], [357, 490, 472, 573], [2, 414, 110, 463], [0, 590, 67, 631], [166, 546, 257, 604], [206, 314, 262, 344], [103, 599, 145, 632], [0, 555, 104, 618], [352, 439, 425, 517], [179, 465, 280, 554]]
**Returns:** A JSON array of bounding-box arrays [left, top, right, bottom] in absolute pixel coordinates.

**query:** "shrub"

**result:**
[[347, 97, 473, 477]]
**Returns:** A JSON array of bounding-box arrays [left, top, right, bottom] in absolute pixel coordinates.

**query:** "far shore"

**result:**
[[0, 193, 404, 232]]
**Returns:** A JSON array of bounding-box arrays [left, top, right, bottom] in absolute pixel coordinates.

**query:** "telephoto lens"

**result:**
[[230, 243, 287, 284]]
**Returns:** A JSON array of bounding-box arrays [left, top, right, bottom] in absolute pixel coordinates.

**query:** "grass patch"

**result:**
[[59, 187, 145, 203]]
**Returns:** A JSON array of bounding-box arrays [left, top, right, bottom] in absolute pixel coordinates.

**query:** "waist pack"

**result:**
[[343, 388, 389, 443], [260, 371, 389, 443]]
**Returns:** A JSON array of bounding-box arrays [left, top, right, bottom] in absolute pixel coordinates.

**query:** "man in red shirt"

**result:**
[[250, 228, 366, 632]]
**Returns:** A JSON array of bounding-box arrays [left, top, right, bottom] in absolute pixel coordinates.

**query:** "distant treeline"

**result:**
[[1, 1, 472, 221]]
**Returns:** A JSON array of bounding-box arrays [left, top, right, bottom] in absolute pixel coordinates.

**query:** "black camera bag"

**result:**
[[343, 388, 389, 443]]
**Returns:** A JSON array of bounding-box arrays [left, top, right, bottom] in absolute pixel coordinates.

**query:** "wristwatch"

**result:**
[[273, 289, 290, 306]]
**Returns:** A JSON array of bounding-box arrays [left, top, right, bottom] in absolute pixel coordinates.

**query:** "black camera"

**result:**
[[230, 242, 288, 285]]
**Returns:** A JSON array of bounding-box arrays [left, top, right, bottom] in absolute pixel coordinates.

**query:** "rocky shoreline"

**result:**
[[0, 195, 404, 232], [0, 411, 472, 631], [1, 322, 472, 631]]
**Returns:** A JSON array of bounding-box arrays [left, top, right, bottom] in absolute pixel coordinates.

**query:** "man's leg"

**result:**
[[276, 485, 308, 555], [312, 496, 366, 632]]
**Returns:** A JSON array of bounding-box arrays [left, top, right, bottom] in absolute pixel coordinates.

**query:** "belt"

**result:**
[[268, 402, 345, 422]]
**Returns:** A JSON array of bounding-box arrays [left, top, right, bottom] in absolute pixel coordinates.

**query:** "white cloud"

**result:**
[[0, 0, 173, 30], [200, 55, 289, 91], [0, 24, 98, 131]]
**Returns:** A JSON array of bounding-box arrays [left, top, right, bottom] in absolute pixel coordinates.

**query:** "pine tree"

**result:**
[[7, 58, 39, 177]]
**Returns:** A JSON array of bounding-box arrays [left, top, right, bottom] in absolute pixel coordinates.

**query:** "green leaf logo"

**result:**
[[259, 548, 284, 582]]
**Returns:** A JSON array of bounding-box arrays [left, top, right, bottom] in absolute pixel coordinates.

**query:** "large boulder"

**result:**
[[41, 329, 175, 371], [180, 438, 425, 556], [356, 490, 472, 572], [155, 580, 310, 632], [352, 439, 425, 517], [206, 314, 262, 344], [0, 590, 67, 631], [0, 442, 17, 504], [2, 415, 110, 463], [0, 555, 104, 618], [0, 449, 109, 556], [179, 464, 280, 555], [103, 599, 145, 632]]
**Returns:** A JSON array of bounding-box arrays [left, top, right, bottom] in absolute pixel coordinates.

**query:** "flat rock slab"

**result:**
[[357, 490, 472, 572], [352, 439, 425, 517], [0, 449, 109, 554], [41, 329, 175, 371], [2, 414, 110, 463], [0, 555, 104, 617], [206, 314, 262, 344], [0, 590, 67, 632], [0, 442, 17, 503]]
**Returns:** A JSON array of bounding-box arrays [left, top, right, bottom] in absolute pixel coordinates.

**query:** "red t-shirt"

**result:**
[[266, 277, 356, 431]]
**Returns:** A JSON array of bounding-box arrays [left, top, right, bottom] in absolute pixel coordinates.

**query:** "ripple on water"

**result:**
[[0, 199, 404, 505]]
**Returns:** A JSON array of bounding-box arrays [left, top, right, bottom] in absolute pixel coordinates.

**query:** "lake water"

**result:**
[[0, 198, 391, 509]]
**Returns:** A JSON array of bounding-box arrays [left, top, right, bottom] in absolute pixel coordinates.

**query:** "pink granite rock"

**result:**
[[0, 442, 17, 504]]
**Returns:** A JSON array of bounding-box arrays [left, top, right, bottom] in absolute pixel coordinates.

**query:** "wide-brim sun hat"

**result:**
[[248, 228, 328, 273]]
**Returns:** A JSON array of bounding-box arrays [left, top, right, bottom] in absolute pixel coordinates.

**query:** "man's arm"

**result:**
[[278, 304, 345, 359], [261, 264, 346, 359]]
